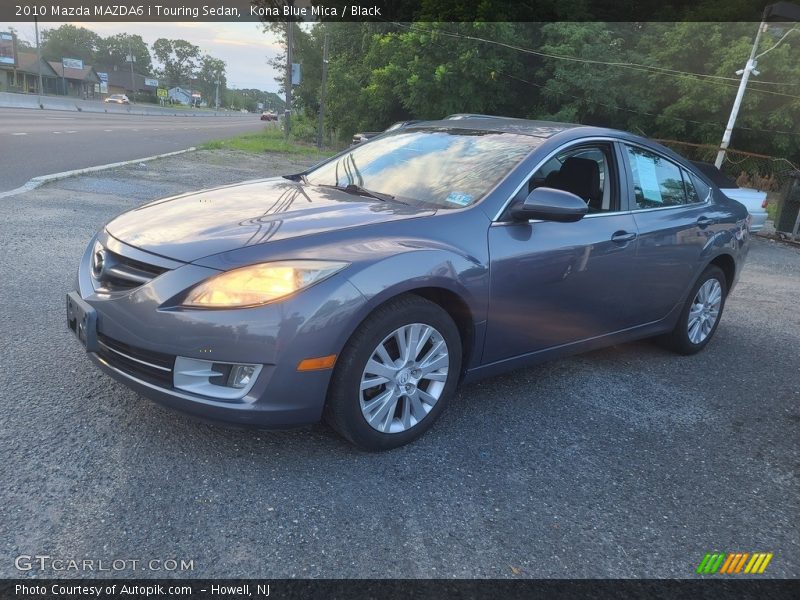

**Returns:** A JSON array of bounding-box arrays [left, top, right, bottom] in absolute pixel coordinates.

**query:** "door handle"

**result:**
[[611, 231, 637, 243], [697, 216, 715, 229]]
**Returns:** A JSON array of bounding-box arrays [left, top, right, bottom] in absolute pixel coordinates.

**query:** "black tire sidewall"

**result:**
[[325, 295, 462, 451], [672, 265, 727, 355]]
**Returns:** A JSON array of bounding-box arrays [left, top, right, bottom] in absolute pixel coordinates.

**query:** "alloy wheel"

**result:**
[[359, 323, 450, 434], [687, 279, 722, 344]]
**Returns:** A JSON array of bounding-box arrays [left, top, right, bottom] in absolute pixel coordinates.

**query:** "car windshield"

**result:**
[[305, 129, 540, 209]]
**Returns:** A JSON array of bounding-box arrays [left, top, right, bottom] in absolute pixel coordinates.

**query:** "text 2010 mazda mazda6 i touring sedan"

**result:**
[[67, 118, 750, 450]]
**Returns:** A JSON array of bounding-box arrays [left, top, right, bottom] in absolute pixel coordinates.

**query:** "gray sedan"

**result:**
[[67, 118, 750, 450]]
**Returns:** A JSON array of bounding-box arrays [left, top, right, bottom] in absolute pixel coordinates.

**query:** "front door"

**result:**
[[483, 142, 642, 364]]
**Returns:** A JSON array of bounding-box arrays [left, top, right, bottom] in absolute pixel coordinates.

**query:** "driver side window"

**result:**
[[519, 144, 619, 213]]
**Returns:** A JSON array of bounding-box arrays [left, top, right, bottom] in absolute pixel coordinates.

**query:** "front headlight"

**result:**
[[182, 260, 348, 308]]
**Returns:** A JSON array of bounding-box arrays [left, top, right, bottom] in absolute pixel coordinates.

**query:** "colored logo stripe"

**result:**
[[744, 553, 773, 574], [697, 553, 726, 574], [697, 552, 773, 574], [720, 553, 749, 574]]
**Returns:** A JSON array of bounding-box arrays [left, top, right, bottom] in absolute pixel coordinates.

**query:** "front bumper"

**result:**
[[73, 233, 367, 427], [88, 350, 332, 427]]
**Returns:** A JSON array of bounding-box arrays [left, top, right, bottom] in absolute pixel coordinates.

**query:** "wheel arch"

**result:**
[[405, 287, 476, 374], [708, 253, 736, 296], [338, 283, 480, 377]]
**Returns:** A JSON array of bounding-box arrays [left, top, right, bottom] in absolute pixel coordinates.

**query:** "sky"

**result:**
[[2, 21, 285, 92]]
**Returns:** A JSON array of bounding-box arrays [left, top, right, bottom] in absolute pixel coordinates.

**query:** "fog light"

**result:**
[[174, 357, 262, 401], [229, 364, 257, 389]]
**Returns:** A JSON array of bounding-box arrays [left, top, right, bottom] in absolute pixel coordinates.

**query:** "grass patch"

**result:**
[[201, 126, 335, 157]]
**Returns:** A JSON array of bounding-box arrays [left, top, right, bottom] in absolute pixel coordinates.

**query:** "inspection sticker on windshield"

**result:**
[[446, 192, 473, 206]]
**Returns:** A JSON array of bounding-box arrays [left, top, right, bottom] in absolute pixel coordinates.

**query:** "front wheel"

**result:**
[[660, 265, 727, 355], [325, 295, 462, 451]]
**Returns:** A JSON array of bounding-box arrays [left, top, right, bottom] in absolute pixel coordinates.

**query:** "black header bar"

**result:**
[[0, 0, 780, 22]]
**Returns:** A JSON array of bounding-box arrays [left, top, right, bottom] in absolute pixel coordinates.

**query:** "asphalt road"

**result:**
[[0, 107, 266, 192], [0, 151, 797, 579]]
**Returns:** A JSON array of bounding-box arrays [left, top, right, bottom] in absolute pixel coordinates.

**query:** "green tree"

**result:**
[[152, 38, 201, 88], [264, 21, 326, 115], [321, 22, 532, 139], [41, 24, 101, 64], [196, 55, 227, 107], [252, 19, 800, 160], [95, 34, 152, 73], [638, 22, 800, 160], [531, 22, 655, 128]]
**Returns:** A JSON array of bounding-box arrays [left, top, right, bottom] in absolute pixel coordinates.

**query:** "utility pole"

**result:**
[[284, 0, 294, 138], [714, 22, 766, 168], [316, 31, 330, 150], [128, 37, 136, 104], [715, 2, 800, 168], [34, 17, 43, 108], [215, 72, 220, 110]]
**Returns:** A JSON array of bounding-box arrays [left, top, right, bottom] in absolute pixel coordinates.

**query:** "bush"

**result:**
[[289, 113, 318, 144]]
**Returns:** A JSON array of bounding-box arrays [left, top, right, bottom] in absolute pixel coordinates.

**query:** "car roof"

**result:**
[[391, 117, 704, 181], [407, 117, 581, 138], [690, 161, 739, 189]]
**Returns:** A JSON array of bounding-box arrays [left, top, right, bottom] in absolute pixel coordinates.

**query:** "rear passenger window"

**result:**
[[625, 146, 688, 209]]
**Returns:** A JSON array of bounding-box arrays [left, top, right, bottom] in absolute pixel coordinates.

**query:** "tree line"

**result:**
[[273, 22, 800, 163]]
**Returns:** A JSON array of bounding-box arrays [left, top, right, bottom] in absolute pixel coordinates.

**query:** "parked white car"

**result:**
[[692, 162, 768, 232], [719, 187, 768, 232]]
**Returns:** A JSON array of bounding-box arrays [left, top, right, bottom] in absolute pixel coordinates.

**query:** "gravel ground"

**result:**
[[0, 150, 797, 579]]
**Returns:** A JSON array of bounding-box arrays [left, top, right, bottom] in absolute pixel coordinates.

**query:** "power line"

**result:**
[[389, 22, 800, 99], [495, 69, 800, 137], [375, 22, 799, 137], [756, 25, 799, 59]]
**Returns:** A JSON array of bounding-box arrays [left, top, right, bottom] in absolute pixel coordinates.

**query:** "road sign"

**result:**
[[145, 78, 158, 87], [97, 72, 108, 93], [0, 32, 15, 66], [62, 57, 83, 70], [157, 88, 168, 98]]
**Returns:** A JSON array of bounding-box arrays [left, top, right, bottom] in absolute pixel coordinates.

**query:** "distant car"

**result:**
[[692, 162, 768, 232], [104, 94, 129, 105], [68, 118, 750, 450], [260, 111, 277, 121], [351, 120, 421, 145]]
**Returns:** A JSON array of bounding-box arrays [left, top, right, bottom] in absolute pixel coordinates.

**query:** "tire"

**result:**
[[324, 294, 462, 451], [660, 265, 727, 355]]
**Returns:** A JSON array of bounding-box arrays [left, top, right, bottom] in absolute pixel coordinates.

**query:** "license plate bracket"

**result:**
[[66, 291, 98, 352]]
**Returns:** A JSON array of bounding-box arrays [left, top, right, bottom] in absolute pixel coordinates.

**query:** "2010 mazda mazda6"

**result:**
[[67, 118, 750, 450]]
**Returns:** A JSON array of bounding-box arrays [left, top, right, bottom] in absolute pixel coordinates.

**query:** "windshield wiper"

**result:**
[[320, 183, 399, 203]]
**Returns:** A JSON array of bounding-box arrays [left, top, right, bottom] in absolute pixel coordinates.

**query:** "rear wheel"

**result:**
[[325, 295, 462, 450], [660, 265, 727, 355]]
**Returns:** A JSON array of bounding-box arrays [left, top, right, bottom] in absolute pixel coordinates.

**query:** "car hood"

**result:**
[[105, 178, 434, 263]]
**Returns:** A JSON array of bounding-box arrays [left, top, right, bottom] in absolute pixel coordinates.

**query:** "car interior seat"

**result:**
[[544, 157, 603, 212]]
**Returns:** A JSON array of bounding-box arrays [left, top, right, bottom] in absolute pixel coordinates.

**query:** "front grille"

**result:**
[[97, 333, 175, 388], [93, 247, 169, 293]]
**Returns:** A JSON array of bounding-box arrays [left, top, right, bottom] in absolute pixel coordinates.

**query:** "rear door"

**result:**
[[620, 143, 715, 323]]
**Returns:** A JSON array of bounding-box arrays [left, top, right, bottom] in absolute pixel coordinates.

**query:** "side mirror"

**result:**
[[509, 187, 588, 223]]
